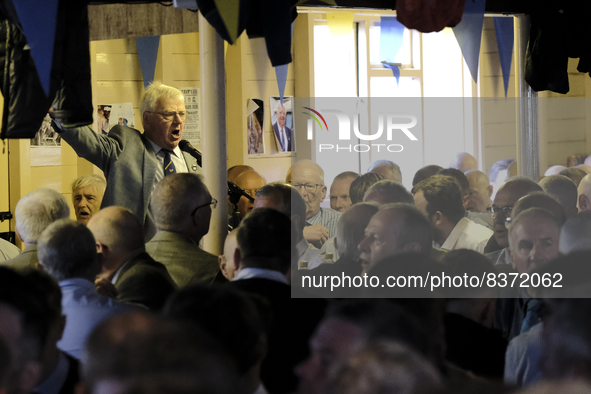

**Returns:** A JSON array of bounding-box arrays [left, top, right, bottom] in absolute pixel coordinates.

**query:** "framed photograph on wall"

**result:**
[[270, 96, 295, 153], [247, 98, 265, 155]]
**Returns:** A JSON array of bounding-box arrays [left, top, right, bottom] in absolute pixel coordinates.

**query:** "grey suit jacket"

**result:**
[[1, 244, 38, 271], [146, 231, 220, 288], [59, 125, 201, 224]]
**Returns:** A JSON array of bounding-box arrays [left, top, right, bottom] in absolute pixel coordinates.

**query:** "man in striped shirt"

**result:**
[[289, 160, 341, 248]]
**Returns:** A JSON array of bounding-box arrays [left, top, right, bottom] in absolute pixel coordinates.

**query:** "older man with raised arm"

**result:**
[[55, 82, 202, 240], [2, 188, 70, 270], [146, 173, 220, 287], [289, 160, 341, 248]]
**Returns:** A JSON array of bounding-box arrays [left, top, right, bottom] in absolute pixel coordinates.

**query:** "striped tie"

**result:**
[[163, 150, 177, 176]]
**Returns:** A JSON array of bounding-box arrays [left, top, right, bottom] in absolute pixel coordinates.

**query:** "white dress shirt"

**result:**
[[439, 217, 493, 254]]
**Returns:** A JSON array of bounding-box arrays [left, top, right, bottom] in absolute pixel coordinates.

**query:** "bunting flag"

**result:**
[[213, 0, 240, 43], [136, 36, 160, 90], [379, 16, 406, 86], [274, 22, 294, 104], [275, 64, 289, 105], [452, 0, 486, 83], [12, 0, 60, 97], [494, 17, 514, 97]]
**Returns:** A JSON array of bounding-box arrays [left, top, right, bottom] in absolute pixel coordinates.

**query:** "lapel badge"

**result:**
[[192, 165, 198, 171]]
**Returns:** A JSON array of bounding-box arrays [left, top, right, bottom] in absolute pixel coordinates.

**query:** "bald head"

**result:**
[[367, 160, 402, 183], [576, 164, 591, 174], [228, 165, 254, 183], [492, 177, 542, 248], [577, 174, 591, 213], [513, 192, 567, 226], [544, 165, 567, 176], [539, 175, 578, 218], [219, 230, 239, 281], [464, 170, 492, 213], [449, 152, 477, 173], [234, 170, 266, 218], [87, 206, 145, 254], [560, 211, 591, 255], [559, 167, 587, 187]]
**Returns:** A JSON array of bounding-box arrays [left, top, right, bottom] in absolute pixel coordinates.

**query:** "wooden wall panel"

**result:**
[[88, 4, 199, 41]]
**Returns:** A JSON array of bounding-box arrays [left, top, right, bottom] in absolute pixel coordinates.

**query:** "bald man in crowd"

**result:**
[[89, 206, 177, 310], [367, 160, 402, 183], [254, 182, 320, 268], [577, 173, 591, 212], [228, 165, 254, 183], [218, 229, 239, 280], [449, 152, 478, 173], [233, 170, 266, 219], [357, 203, 433, 272], [486, 177, 542, 264], [560, 211, 591, 255], [465, 170, 493, 214], [544, 165, 567, 176], [329, 171, 358, 213], [289, 160, 341, 247], [559, 167, 587, 187], [147, 173, 220, 287], [538, 175, 578, 218], [2, 188, 70, 270]]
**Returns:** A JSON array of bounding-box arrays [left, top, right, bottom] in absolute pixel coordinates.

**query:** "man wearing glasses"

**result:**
[[55, 82, 201, 240], [147, 173, 220, 288], [485, 177, 542, 265], [289, 160, 341, 248]]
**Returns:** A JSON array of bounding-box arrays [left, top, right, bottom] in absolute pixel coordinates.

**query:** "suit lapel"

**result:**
[[141, 135, 158, 220]]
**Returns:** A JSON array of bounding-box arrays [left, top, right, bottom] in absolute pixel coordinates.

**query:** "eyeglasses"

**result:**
[[191, 198, 218, 216], [290, 183, 323, 193], [487, 205, 513, 221], [146, 111, 188, 122], [243, 189, 261, 197]]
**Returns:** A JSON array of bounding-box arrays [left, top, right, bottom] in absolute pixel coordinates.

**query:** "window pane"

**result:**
[[370, 76, 421, 98]]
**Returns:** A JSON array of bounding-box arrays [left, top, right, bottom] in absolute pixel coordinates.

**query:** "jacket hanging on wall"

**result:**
[[0, 0, 93, 139], [525, 0, 591, 93]]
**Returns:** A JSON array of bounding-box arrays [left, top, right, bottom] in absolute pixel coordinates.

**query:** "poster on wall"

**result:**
[[95, 105, 111, 135], [270, 96, 294, 153], [247, 98, 265, 155], [109, 103, 136, 130], [180, 87, 201, 146], [94, 103, 135, 134], [30, 113, 62, 167]]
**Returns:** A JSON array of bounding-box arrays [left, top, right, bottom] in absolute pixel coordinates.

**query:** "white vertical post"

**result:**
[[514, 15, 539, 180], [199, 12, 227, 255]]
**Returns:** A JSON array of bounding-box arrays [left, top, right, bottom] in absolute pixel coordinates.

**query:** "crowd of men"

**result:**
[[2, 82, 591, 394]]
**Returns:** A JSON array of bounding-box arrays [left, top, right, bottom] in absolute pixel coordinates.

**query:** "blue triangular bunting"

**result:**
[[493, 17, 514, 97], [136, 36, 161, 90], [452, 0, 486, 83]]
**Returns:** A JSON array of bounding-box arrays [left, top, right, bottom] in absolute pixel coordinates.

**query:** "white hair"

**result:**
[[15, 189, 70, 244]]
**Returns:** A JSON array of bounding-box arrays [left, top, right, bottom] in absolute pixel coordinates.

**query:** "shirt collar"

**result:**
[[440, 217, 469, 250], [232, 267, 288, 284], [58, 277, 96, 291], [146, 137, 183, 158], [35, 352, 69, 394]]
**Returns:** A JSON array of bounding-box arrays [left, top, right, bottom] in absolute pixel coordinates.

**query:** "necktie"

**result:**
[[520, 299, 542, 334], [163, 150, 177, 176]]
